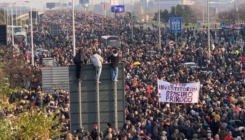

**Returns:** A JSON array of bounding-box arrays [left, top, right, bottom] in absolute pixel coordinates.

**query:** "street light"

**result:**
[[3, 7, 6, 24], [131, 0, 133, 42], [158, 0, 161, 49], [11, 4, 14, 46], [236, 0, 240, 23], [72, 0, 76, 56], [29, 1, 34, 66], [15, 6, 18, 25], [207, 0, 210, 59]]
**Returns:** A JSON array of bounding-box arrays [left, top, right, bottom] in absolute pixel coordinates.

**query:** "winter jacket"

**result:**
[[218, 130, 227, 140], [107, 53, 119, 68], [90, 54, 103, 67], [224, 135, 233, 140]]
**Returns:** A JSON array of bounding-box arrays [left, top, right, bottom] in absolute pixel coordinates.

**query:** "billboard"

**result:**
[[111, 5, 125, 13], [69, 63, 125, 132], [79, 0, 89, 4], [0, 25, 7, 46], [46, 3, 56, 9]]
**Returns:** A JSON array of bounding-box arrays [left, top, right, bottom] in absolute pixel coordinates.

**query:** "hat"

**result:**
[[94, 124, 98, 128]]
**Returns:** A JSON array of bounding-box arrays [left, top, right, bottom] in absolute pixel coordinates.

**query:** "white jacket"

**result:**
[[90, 54, 103, 67]]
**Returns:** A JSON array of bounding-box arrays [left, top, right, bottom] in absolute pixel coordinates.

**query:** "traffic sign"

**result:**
[[220, 22, 225, 27], [168, 40, 175, 46], [169, 17, 182, 33], [197, 21, 201, 28], [133, 16, 138, 21]]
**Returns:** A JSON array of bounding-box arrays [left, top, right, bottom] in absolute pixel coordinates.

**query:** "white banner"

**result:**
[[158, 80, 200, 103]]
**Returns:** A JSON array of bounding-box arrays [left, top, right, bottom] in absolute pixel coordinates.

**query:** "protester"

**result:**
[[90, 50, 103, 83], [73, 48, 86, 82], [107, 50, 120, 82], [3, 9, 245, 140]]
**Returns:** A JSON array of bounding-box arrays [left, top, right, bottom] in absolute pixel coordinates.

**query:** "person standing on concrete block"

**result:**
[[90, 50, 103, 83], [73, 48, 86, 82], [107, 50, 120, 82]]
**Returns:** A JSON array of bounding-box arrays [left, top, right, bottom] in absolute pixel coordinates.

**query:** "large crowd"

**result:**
[[2, 9, 245, 140]]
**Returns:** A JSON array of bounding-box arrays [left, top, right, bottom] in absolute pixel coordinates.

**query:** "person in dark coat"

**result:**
[[107, 50, 120, 82], [73, 48, 86, 82], [91, 124, 99, 140]]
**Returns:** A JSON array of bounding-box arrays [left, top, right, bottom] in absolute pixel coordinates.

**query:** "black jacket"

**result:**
[[73, 51, 86, 65], [107, 54, 119, 68], [90, 129, 98, 140]]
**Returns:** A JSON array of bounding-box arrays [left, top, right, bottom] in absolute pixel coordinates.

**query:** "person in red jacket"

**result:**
[[224, 131, 233, 140]]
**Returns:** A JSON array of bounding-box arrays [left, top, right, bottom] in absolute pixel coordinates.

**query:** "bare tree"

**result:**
[[0, 46, 41, 88]]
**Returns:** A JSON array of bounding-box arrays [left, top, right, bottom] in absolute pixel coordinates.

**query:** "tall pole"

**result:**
[[20, 7, 22, 27], [104, 0, 106, 17], [131, 0, 133, 42], [158, 0, 161, 49], [72, 0, 76, 56], [202, 3, 204, 24], [102, 0, 104, 31], [236, 0, 240, 23], [6, 8, 8, 26], [92, 0, 94, 22], [4, 8, 6, 24], [30, 2, 34, 66], [11, 5, 14, 46], [207, 0, 210, 59], [84, 7, 87, 23], [15, 6, 17, 25]]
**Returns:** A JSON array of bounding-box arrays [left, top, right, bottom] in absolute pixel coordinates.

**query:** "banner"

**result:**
[[158, 80, 200, 103]]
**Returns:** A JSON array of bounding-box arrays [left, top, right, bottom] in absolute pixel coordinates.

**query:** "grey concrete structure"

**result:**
[[42, 67, 69, 93], [69, 63, 125, 133]]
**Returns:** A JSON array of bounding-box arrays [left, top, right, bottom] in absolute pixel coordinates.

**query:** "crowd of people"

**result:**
[[2, 9, 245, 140]]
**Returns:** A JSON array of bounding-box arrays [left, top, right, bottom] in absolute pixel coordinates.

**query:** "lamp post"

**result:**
[[11, 4, 14, 46], [6, 8, 9, 25], [102, 0, 105, 31], [236, 0, 240, 23], [202, 3, 204, 24], [92, 0, 94, 23], [207, 0, 210, 59], [72, 0, 76, 56], [29, 1, 34, 65], [3, 7, 6, 24], [158, 0, 161, 49], [131, 0, 133, 42], [15, 6, 18, 25]]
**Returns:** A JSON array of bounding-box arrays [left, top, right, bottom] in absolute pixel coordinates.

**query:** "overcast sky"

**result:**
[[0, 0, 127, 5], [1, 0, 111, 10]]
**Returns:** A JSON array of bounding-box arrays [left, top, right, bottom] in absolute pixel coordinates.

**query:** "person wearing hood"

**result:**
[[73, 48, 86, 82], [90, 50, 103, 83], [107, 50, 120, 82]]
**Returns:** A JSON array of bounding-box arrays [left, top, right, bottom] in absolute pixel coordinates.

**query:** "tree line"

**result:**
[[153, 4, 197, 25], [218, 4, 245, 24]]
